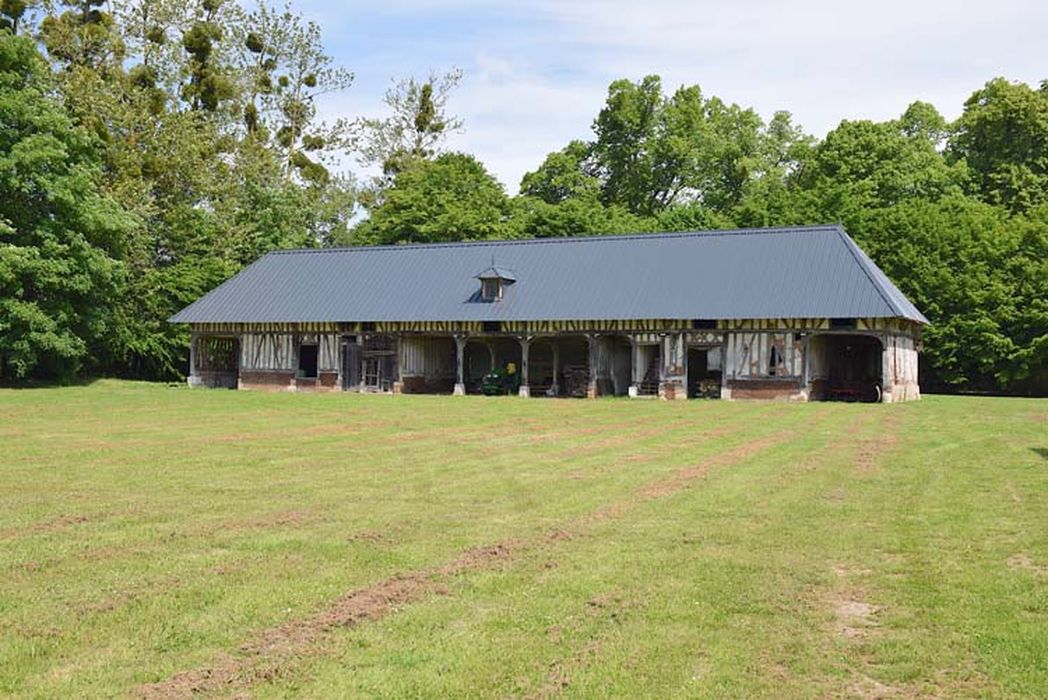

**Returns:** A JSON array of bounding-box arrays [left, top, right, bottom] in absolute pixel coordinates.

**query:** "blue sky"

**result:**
[[294, 0, 1047, 193]]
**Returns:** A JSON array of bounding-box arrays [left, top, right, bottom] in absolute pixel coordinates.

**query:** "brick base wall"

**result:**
[[399, 376, 456, 394], [239, 371, 341, 392], [239, 370, 295, 391], [726, 379, 806, 401], [317, 372, 340, 391], [189, 370, 237, 389]]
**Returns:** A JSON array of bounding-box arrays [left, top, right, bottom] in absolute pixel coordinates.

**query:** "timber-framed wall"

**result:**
[[187, 316, 921, 403]]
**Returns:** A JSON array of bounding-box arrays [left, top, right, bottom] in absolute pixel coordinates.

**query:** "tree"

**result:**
[[239, 0, 354, 185], [356, 68, 463, 176], [949, 77, 1048, 214], [857, 195, 1045, 391], [519, 140, 599, 205], [791, 113, 967, 231], [13, 0, 357, 379], [0, 32, 133, 379], [511, 196, 651, 239], [355, 153, 510, 245], [0, 0, 28, 34], [732, 110, 814, 227], [588, 76, 767, 215]]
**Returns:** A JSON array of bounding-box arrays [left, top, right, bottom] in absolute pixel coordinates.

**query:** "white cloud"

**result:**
[[303, 0, 1047, 193]]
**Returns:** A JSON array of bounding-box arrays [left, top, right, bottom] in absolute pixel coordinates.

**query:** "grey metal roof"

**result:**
[[170, 225, 928, 324]]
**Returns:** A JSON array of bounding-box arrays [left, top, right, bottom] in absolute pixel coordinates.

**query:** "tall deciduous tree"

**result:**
[[17, 0, 357, 379], [354, 68, 463, 213], [239, 0, 354, 185], [790, 110, 967, 231], [949, 77, 1048, 214], [0, 32, 133, 379], [356, 68, 463, 175], [354, 153, 509, 245], [858, 196, 1046, 391], [588, 75, 766, 215], [519, 140, 599, 205]]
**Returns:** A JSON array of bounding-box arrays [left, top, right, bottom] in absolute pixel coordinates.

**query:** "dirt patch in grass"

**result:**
[[186, 509, 318, 536], [640, 432, 791, 500], [137, 540, 521, 699], [833, 596, 881, 640], [1006, 553, 1047, 576], [526, 641, 602, 700], [0, 513, 95, 541], [844, 674, 906, 698], [855, 410, 899, 474], [141, 414, 827, 698], [346, 528, 393, 545], [829, 560, 883, 641]]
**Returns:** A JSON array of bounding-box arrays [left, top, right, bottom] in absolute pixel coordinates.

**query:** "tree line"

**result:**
[[1, 1, 1045, 393]]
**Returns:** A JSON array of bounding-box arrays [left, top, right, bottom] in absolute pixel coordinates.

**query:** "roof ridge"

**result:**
[[268, 224, 843, 255], [832, 225, 906, 318]]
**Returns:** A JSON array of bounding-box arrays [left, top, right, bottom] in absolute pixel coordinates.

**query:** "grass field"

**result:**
[[1, 381, 1046, 698]]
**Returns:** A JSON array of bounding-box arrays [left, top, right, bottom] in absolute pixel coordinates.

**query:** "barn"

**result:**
[[170, 225, 926, 402]]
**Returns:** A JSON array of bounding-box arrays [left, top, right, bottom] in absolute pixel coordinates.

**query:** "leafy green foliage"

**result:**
[[0, 0, 358, 381], [854, 196, 1045, 390], [1, 1, 1044, 397], [950, 78, 1048, 214], [519, 140, 599, 205], [0, 32, 133, 379], [367, 74, 1044, 393], [356, 153, 511, 245], [239, 1, 354, 185]]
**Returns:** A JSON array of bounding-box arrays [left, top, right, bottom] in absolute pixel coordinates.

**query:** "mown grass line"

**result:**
[[137, 401, 826, 697], [1, 384, 1045, 698]]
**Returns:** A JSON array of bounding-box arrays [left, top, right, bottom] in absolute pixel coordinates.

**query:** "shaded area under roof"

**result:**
[[170, 225, 928, 325]]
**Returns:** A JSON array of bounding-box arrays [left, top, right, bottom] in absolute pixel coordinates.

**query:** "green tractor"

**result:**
[[480, 364, 521, 396]]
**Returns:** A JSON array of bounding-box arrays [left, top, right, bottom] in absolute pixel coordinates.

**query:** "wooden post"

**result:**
[[720, 333, 733, 401], [518, 336, 531, 397], [188, 332, 200, 388], [392, 335, 404, 394], [549, 342, 560, 396], [802, 332, 811, 401], [487, 341, 496, 372], [628, 337, 639, 397], [453, 335, 466, 396], [586, 333, 599, 399]]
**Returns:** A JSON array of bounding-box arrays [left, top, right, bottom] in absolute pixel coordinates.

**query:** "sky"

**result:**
[[294, 0, 1047, 194]]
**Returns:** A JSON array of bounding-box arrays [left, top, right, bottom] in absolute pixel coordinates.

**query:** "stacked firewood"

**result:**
[[562, 365, 590, 397]]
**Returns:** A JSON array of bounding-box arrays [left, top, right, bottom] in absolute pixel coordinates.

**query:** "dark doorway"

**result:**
[[297, 344, 318, 379], [607, 336, 632, 396], [810, 334, 883, 402], [687, 346, 722, 398], [341, 339, 360, 389], [463, 339, 523, 394]]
